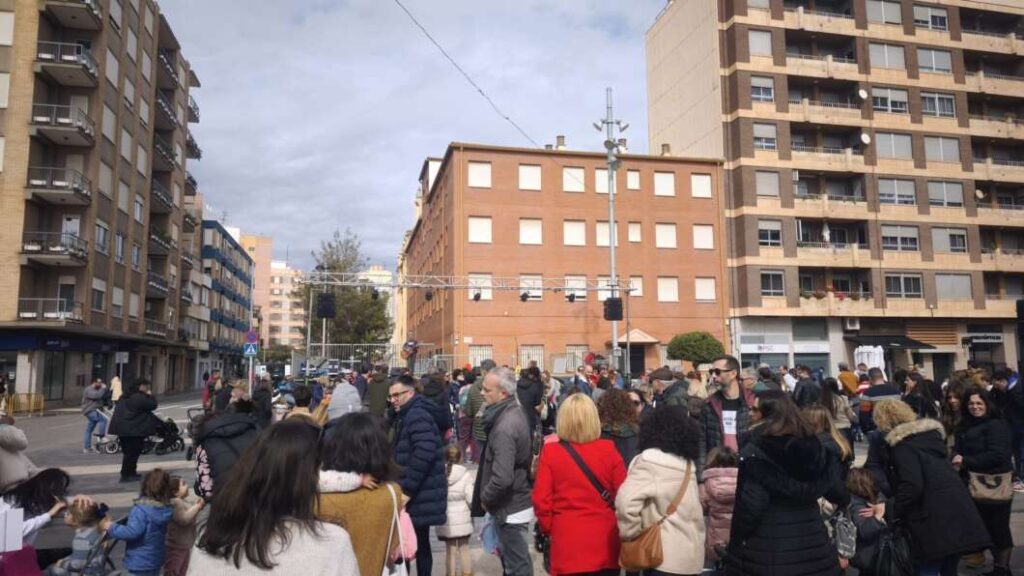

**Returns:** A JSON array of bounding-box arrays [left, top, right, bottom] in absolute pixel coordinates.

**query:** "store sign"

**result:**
[[793, 342, 831, 354], [962, 333, 1003, 345], [740, 344, 789, 354]]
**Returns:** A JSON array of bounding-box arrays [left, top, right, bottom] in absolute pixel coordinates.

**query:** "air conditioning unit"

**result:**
[[843, 318, 861, 331]]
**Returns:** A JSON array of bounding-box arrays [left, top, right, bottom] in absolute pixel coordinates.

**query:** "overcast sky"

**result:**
[[159, 0, 666, 270]]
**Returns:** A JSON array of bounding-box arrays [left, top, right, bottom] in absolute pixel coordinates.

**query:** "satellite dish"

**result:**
[[860, 133, 872, 145], [858, 89, 869, 101], [975, 189, 986, 200]]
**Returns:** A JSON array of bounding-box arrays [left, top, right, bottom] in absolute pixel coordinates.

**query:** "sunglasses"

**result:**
[[708, 368, 735, 376], [388, 389, 411, 400]]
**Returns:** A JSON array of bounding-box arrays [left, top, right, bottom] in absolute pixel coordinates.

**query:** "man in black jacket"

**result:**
[[109, 379, 158, 482]]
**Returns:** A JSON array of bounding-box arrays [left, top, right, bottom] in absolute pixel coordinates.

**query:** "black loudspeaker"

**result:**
[[603, 297, 623, 321], [317, 293, 336, 319]]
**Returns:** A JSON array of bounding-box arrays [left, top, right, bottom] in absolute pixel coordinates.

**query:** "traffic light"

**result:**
[[603, 297, 623, 321]]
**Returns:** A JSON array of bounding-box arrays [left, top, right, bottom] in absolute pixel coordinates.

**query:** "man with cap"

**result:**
[[651, 367, 688, 408]]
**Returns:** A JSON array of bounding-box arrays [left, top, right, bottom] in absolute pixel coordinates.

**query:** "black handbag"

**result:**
[[874, 527, 915, 576]]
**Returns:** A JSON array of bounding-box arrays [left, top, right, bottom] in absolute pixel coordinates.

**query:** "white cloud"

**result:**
[[159, 0, 665, 269]]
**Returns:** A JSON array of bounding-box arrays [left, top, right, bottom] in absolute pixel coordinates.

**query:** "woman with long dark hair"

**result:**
[[820, 377, 856, 457], [190, 419, 357, 574], [597, 388, 640, 465], [902, 373, 938, 420], [109, 379, 158, 483]]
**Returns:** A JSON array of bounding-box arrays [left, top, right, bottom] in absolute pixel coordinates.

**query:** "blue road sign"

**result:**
[[243, 343, 259, 357]]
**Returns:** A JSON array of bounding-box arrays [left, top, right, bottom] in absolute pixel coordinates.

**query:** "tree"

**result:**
[[667, 331, 725, 366], [301, 229, 393, 349], [263, 344, 294, 364]]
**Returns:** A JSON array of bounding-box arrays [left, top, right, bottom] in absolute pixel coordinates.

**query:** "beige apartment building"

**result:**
[[402, 141, 727, 375], [0, 0, 206, 401], [239, 233, 271, 343], [239, 232, 304, 350], [647, 0, 1024, 380]]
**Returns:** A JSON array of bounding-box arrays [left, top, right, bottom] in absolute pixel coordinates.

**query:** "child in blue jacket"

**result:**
[[101, 468, 174, 576]]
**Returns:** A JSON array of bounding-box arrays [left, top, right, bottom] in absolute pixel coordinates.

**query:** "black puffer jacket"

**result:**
[[601, 424, 639, 466], [108, 390, 158, 437], [394, 394, 447, 526], [516, 377, 543, 431], [955, 416, 1013, 475], [195, 413, 260, 499], [726, 433, 842, 576], [884, 418, 991, 561]]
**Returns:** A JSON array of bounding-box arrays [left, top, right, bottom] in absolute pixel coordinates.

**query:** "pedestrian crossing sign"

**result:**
[[243, 343, 258, 357]]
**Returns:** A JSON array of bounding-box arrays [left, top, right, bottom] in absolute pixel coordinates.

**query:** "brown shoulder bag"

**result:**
[[619, 460, 693, 571]]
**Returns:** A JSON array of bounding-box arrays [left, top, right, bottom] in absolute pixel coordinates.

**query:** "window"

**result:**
[[885, 274, 922, 298], [749, 30, 772, 56], [693, 224, 715, 250], [131, 244, 140, 270], [628, 222, 642, 243], [565, 275, 587, 301], [629, 276, 644, 297], [563, 167, 585, 192], [109, 0, 122, 28], [879, 178, 916, 205], [921, 92, 955, 118], [867, 0, 902, 24], [115, 233, 125, 263], [881, 225, 919, 251], [518, 164, 541, 191], [124, 78, 135, 108], [872, 87, 909, 114], [936, 274, 972, 299], [748, 0, 769, 7], [927, 181, 964, 207], [751, 76, 775, 102], [932, 227, 968, 253], [467, 216, 492, 244], [118, 181, 129, 213], [563, 220, 586, 246], [870, 43, 906, 69], [134, 194, 144, 222], [695, 278, 717, 302], [129, 292, 139, 318], [596, 221, 617, 247], [918, 48, 952, 73], [91, 278, 106, 312], [519, 219, 542, 245], [102, 105, 116, 141], [94, 222, 109, 254], [753, 123, 777, 150], [758, 220, 782, 246], [143, 5, 154, 34], [756, 171, 780, 197], [657, 277, 679, 302], [655, 223, 677, 249], [627, 170, 640, 190], [111, 286, 124, 318], [654, 172, 676, 196], [691, 174, 712, 198], [595, 168, 609, 194], [467, 162, 491, 188], [126, 28, 137, 62], [924, 136, 960, 162], [120, 127, 132, 161], [136, 145, 147, 174], [913, 5, 947, 30], [141, 50, 152, 83], [761, 271, 785, 297], [105, 51, 119, 86], [876, 132, 913, 159], [519, 275, 542, 300], [99, 162, 113, 197], [139, 98, 149, 127]]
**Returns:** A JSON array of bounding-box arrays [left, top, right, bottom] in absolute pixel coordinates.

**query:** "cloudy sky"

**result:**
[[159, 0, 667, 270]]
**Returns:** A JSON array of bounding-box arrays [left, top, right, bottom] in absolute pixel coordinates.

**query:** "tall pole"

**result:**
[[304, 279, 314, 385], [598, 88, 627, 372]]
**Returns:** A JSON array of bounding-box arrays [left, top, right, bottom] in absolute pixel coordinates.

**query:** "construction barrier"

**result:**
[[4, 393, 45, 416]]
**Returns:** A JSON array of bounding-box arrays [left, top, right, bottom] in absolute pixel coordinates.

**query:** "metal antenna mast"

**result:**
[[595, 88, 628, 372]]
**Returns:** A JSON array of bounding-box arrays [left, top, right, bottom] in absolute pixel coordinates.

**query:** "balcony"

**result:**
[[182, 209, 197, 231], [149, 180, 173, 214], [782, 6, 856, 36], [20, 231, 88, 266], [789, 98, 862, 124], [186, 132, 202, 160], [26, 166, 91, 205], [980, 248, 1024, 272], [17, 298, 83, 322], [157, 50, 179, 90], [969, 114, 1024, 140], [144, 318, 168, 337], [960, 29, 1019, 54], [790, 145, 865, 171], [154, 91, 179, 131], [30, 103, 95, 146], [973, 157, 1024, 184], [181, 288, 194, 305], [184, 171, 197, 195], [965, 70, 1024, 99], [795, 241, 871, 267], [187, 95, 199, 123], [35, 41, 98, 87], [152, 134, 176, 171], [148, 229, 174, 256], [799, 291, 874, 315], [42, 0, 103, 30], [146, 272, 169, 297], [180, 251, 195, 269], [784, 52, 858, 79]]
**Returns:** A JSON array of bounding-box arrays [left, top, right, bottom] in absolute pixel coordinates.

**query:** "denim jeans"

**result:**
[[495, 520, 533, 576], [83, 410, 106, 450], [917, 554, 960, 576]]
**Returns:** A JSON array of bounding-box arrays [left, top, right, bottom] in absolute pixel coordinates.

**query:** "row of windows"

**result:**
[[749, 31, 955, 75], [90, 276, 142, 318], [754, 77, 956, 119], [93, 221, 144, 269], [466, 217, 716, 250], [754, 171, 965, 207], [756, 219, 969, 254], [465, 161, 714, 198], [759, 271, 972, 299], [751, 123, 963, 163], [462, 274, 718, 303], [747, 0, 949, 30]]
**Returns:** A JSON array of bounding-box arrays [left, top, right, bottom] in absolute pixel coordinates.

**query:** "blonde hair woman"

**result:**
[[533, 394, 626, 575]]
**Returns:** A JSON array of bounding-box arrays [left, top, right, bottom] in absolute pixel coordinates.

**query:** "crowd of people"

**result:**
[[0, 356, 1021, 575]]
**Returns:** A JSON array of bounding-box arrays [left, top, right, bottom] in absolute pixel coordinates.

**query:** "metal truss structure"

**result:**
[[298, 271, 633, 293]]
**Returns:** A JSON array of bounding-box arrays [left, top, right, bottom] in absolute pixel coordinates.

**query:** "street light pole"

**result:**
[[597, 88, 628, 372]]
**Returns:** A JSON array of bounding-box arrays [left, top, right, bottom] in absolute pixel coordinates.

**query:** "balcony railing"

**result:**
[[144, 318, 168, 337], [783, 6, 853, 20], [827, 193, 866, 202], [21, 231, 88, 256], [803, 99, 860, 110], [149, 230, 175, 252], [147, 272, 169, 292], [17, 298, 83, 322], [185, 171, 198, 193], [157, 50, 179, 84], [786, 52, 856, 64], [153, 134, 176, 167], [967, 70, 1024, 83], [989, 158, 1024, 168], [31, 104, 95, 137], [187, 95, 200, 123], [150, 180, 173, 210], [797, 241, 868, 249], [27, 166, 91, 196], [792, 144, 847, 155], [180, 251, 195, 268], [979, 202, 1024, 211], [155, 91, 179, 128], [35, 41, 98, 75], [186, 132, 202, 159], [963, 28, 1012, 39]]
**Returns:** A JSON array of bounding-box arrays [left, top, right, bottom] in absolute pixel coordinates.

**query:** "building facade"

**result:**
[[239, 233, 270, 344], [201, 220, 253, 376], [402, 142, 727, 375], [266, 260, 303, 348], [0, 0, 205, 401], [647, 0, 1024, 381]]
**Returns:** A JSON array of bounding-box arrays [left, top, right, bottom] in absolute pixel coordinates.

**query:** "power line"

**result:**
[[392, 0, 541, 148]]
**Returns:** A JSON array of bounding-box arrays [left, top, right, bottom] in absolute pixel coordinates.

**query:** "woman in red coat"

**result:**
[[533, 394, 627, 576]]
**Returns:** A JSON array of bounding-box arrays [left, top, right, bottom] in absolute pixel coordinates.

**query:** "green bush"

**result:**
[[667, 331, 725, 366]]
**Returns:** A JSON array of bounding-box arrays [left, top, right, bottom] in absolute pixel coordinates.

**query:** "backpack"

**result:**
[[830, 509, 858, 559]]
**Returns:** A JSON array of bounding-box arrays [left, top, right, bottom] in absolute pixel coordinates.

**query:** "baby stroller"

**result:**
[[143, 417, 185, 455]]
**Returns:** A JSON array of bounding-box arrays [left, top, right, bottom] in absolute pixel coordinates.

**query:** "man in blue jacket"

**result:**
[[390, 375, 447, 576]]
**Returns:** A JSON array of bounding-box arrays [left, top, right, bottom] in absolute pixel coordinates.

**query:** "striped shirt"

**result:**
[[65, 526, 105, 575]]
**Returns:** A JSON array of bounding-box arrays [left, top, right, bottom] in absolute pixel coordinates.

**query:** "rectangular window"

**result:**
[[141, 51, 152, 83], [124, 78, 135, 108], [628, 222, 642, 243], [876, 132, 913, 159], [695, 278, 717, 302], [654, 172, 676, 196], [102, 105, 116, 141], [467, 274, 493, 300], [131, 244, 140, 270], [627, 170, 640, 190], [134, 195, 144, 222], [936, 273, 972, 299], [105, 51, 119, 87], [111, 286, 124, 318], [924, 136, 960, 163], [519, 275, 542, 300], [519, 219, 542, 245], [565, 275, 587, 301], [127, 28, 137, 62], [595, 168, 609, 194], [94, 222, 109, 254], [120, 127, 132, 161], [913, 5, 948, 30], [758, 220, 782, 246], [596, 221, 617, 247], [91, 278, 106, 312], [870, 43, 906, 69], [761, 271, 785, 297], [139, 98, 149, 127], [693, 224, 715, 250], [751, 76, 775, 102], [657, 277, 679, 302], [115, 233, 125, 263], [118, 181, 129, 213], [931, 227, 968, 253], [691, 174, 712, 198], [109, 0, 122, 28], [872, 87, 909, 114], [753, 123, 777, 150], [129, 292, 139, 318], [467, 162, 491, 188], [881, 225, 920, 251], [563, 220, 586, 246], [921, 92, 955, 118], [629, 276, 644, 297], [918, 48, 952, 73], [927, 181, 964, 207], [756, 171, 780, 197], [467, 216, 492, 244], [518, 164, 541, 191], [563, 167, 585, 193], [655, 223, 677, 249], [749, 30, 772, 56], [99, 162, 113, 197], [137, 145, 147, 174], [868, 0, 902, 24], [879, 178, 917, 205]]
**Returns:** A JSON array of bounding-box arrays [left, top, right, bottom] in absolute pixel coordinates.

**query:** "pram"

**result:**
[[100, 414, 185, 456], [51, 516, 125, 575]]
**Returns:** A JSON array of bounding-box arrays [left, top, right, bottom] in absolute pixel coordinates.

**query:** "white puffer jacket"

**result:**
[[436, 464, 475, 539]]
